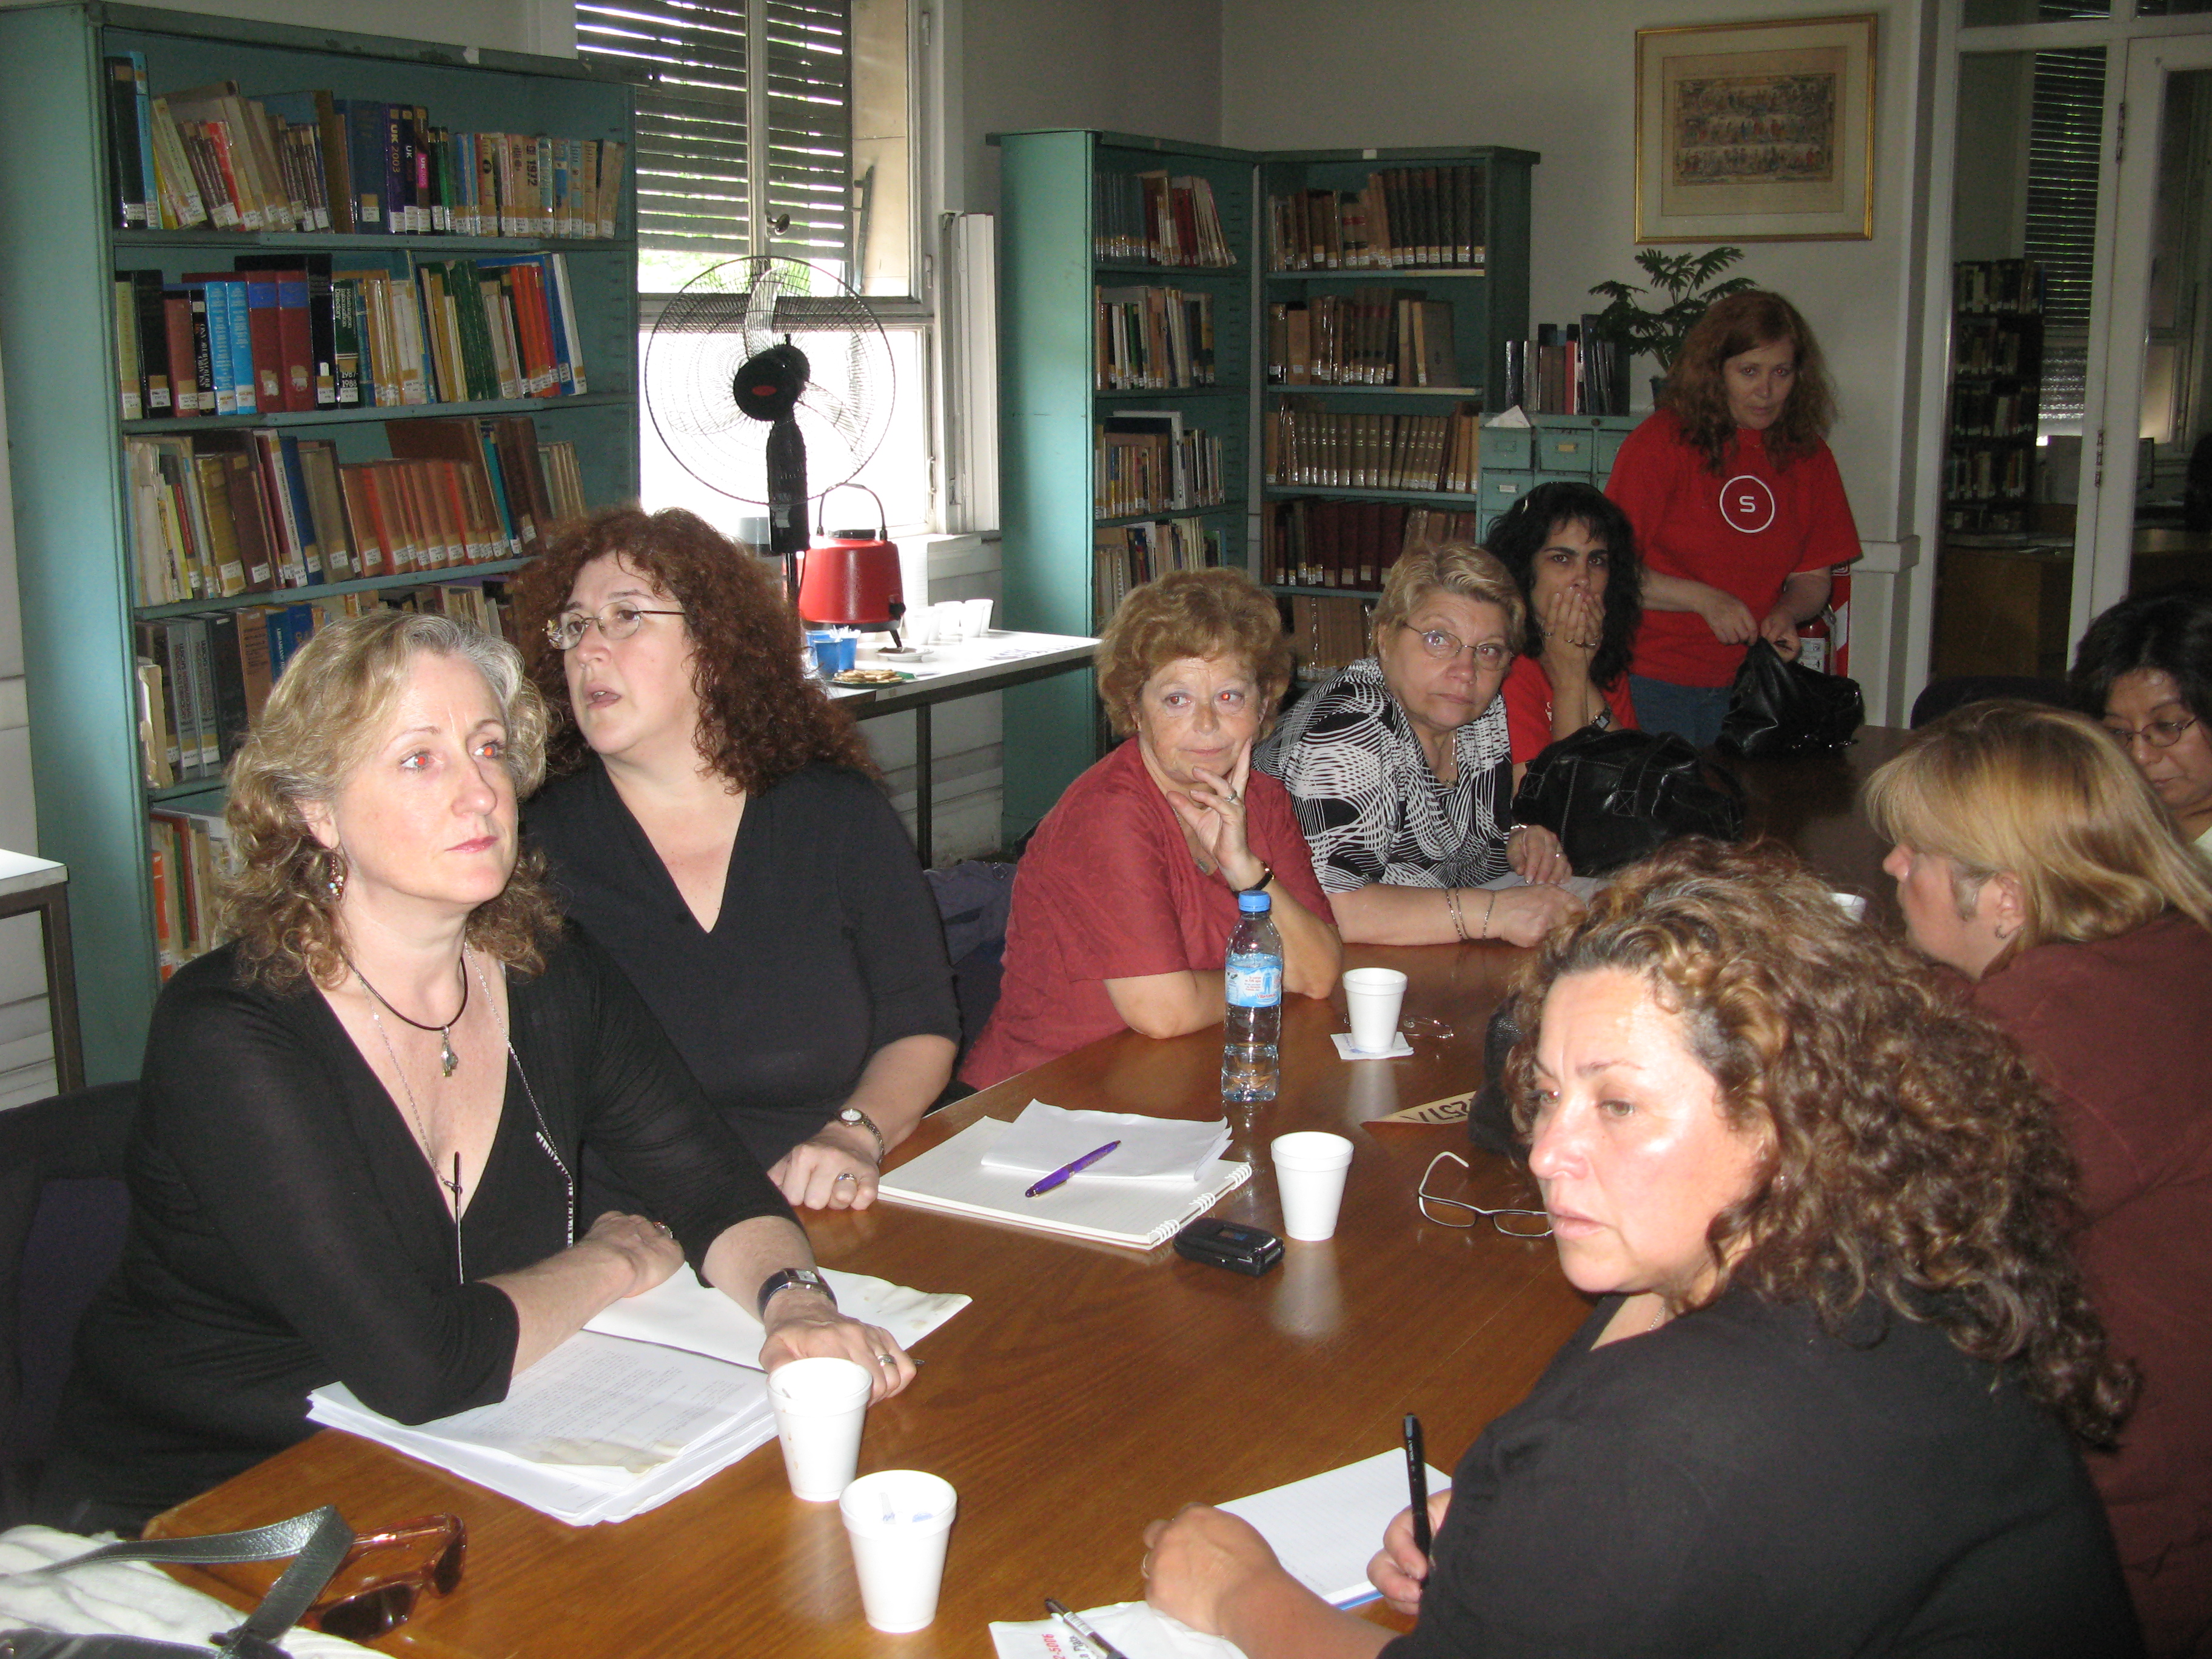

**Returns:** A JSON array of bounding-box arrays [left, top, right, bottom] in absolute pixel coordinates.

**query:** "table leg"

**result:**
[[41, 890, 84, 1092], [914, 703, 933, 866]]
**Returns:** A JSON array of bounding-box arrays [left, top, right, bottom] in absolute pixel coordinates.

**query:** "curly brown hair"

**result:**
[[221, 610, 561, 992], [1502, 837, 2134, 1446], [1098, 567, 1295, 738], [508, 504, 873, 789], [1660, 289, 1838, 474]]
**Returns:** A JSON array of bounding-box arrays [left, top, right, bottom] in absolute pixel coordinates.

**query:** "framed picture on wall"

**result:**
[[1635, 13, 1877, 243]]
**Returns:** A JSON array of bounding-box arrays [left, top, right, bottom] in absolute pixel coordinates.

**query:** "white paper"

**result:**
[[980, 1100, 1232, 1182], [1331, 1031, 1414, 1060], [991, 1600, 1247, 1659], [1220, 1449, 1451, 1608], [584, 1265, 971, 1368]]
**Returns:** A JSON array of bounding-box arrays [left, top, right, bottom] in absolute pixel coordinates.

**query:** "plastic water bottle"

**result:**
[[1222, 890, 1284, 1103]]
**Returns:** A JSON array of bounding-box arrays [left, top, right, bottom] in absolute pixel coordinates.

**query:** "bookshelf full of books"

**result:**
[[1942, 258, 2046, 535], [0, 2, 640, 1079]]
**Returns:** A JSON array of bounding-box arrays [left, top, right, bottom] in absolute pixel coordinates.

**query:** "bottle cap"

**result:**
[[1238, 889, 1272, 913]]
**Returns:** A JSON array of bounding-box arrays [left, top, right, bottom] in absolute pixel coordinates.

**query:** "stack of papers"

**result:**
[[307, 1267, 969, 1525], [980, 1101, 1232, 1182]]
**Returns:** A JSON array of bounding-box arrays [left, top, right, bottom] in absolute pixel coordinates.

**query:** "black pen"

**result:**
[[1045, 1598, 1131, 1659], [1404, 1412, 1432, 1559], [1025, 1139, 1121, 1198]]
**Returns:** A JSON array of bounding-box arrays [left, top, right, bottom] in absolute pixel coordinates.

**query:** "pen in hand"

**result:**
[[1045, 1597, 1131, 1659], [1025, 1139, 1121, 1199], [1404, 1412, 1432, 1561]]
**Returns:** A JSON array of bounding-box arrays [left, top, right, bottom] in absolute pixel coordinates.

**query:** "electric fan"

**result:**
[[643, 255, 898, 604]]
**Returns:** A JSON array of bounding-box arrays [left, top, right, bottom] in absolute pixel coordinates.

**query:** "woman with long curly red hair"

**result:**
[[509, 506, 957, 1213], [1604, 290, 1862, 746]]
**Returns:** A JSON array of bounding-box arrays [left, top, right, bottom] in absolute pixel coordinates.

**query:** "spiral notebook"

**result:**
[[877, 1116, 1253, 1247]]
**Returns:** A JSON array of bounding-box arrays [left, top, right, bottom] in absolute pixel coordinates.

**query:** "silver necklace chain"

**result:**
[[472, 956, 576, 1247], [360, 956, 469, 1284]]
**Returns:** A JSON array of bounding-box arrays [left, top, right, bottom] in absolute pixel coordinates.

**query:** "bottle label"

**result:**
[[1225, 951, 1283, 1007]]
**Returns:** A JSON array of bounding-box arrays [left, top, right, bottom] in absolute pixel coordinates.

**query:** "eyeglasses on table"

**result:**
[[1417, 1150, 1551, 1238], [304, 1512, 466, 1641]]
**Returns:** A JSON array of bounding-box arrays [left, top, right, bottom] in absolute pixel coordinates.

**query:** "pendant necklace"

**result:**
[[359, 953, 471, 1282], [346, 950, 469, 1076]]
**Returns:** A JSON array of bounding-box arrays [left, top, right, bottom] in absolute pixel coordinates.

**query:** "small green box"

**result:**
[[1483, 428, 1533, 471], [1479, 470, 1535, 515], [1535, 431, 1595, 475]]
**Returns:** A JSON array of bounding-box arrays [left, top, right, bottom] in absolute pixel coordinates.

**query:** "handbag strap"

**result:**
[[18, 1508, 354, 1658]]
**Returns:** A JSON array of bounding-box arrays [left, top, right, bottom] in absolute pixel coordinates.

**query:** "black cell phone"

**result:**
[[1174, 1217, 1284, 1276]]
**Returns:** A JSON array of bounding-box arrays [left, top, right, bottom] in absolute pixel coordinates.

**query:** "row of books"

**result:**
[[1265, 167, 1487, 271], [1093, 519, 1221, 625], [1953, 258, 2046, 317], [1945, 445, 2033, 505], [1095, 414, 1227, 520], [1093, 171, 1235, 267], [1265, 500, 1485, 591], [1094, 286, 1219, 392], [1285, 594, 1373, 679], [147, 807, 229, 975], [1505, 320, 1629, 417], [1953, 317, 2038, 379], [137, 580, 516, 791], [1948, 386, 2038, 441], [115, 249, 590, 421], [106, 55, 625, 238], [1264, 403, 1483, 495], [127, 418, 587, 606], [1266, 293, 1460, 389]]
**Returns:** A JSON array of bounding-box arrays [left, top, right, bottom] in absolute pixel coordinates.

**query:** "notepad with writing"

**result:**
[[878, 1116, 1253, 1247]]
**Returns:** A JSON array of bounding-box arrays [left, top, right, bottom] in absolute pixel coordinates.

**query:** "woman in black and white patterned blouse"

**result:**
[[1255, 545, 1584, 947]]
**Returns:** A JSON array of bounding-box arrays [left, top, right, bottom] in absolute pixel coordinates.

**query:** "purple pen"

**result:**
[[1024, 1139, 1121, 1198]]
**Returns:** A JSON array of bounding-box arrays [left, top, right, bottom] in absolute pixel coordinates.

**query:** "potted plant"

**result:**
[[1589, 247, 1757, 401]]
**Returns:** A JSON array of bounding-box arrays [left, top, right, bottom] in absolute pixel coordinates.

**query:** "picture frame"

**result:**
[[1635, 13, 1877, 243]]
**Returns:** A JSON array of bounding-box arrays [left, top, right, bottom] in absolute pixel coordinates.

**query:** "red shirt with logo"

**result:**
[[1606, 410, 1861, 688]]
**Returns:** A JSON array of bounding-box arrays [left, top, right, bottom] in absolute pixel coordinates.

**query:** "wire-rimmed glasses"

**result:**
[[544, 602, 686, 651], [1407, 627, 1511, 670], [1416, 1150, 1551, 1238], [2102, 712, 2200, 751]]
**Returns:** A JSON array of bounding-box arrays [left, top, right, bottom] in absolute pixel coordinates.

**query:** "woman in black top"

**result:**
[[45, 611, 910, 1530], [1139, 840, 2141, 1657], [511, 507, 958, 1210]]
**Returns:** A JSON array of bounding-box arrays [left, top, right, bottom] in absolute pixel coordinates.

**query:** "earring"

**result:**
[[324, 848, 347, 902]]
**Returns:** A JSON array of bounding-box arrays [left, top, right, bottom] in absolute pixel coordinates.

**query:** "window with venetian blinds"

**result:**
[[576, 0, 856, 293]]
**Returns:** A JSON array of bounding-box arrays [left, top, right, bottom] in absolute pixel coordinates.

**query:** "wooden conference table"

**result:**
[[152, 730, 1912, 1657]]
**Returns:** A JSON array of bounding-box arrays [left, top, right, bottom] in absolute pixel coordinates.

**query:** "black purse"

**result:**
[[1718, 638, 1864, 759], [1509, 726, 1745, 876]]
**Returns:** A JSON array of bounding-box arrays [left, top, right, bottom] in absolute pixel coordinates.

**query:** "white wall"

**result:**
[[1219, 0, 1940, 719]]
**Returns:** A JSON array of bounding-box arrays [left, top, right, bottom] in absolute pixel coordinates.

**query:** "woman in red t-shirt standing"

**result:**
[[1605, 290, 1861, 746]]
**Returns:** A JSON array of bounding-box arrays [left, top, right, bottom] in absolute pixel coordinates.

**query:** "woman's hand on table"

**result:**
[[579, 1211, 687, 1298], [1486, 883, 1584, 947], [769, 1120, 882, 1211], [760, 1289, 916, 1401], [1142, 1504, 1299, 1637], [1506, 823, 1572, 885], [1757, 605, 1806, 660], [1369, 1492, 1453, 1616]]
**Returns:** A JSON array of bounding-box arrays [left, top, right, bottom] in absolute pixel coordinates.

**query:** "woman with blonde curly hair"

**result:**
[[1869, 700, 2212, 1652], [1140, 838, 2140, 1657], [1255, 543, 1580, 947], [961, 568, 1339, 1087], [43, 609, 910, 1532], [509, 506, 957, 1212], [1606, 290, 1861, 746]]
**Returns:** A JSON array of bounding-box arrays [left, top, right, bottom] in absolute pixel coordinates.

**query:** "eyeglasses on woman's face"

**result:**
[[2102, 712, 2200, 751], [1407, 626, 1511, 669], [544, 601, 686, 651], [1416, 1150, 1551, 1237]]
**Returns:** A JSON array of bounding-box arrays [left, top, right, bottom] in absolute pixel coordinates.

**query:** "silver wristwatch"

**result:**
[[756, 1265, 837, 1321], [837, 1106, 886, 1164]]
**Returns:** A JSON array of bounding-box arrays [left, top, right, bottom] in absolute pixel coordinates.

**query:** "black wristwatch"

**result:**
[[756, 1265, 836, 1321], [1239, 861, 1274, 895]]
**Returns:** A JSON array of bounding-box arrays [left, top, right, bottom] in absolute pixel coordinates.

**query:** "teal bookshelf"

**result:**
[[0, 2, 640, 1081]]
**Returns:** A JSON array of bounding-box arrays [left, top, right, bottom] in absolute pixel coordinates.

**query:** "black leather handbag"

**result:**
[[1509, 726, 1745, 876], [1718, 638, 1864, 759]]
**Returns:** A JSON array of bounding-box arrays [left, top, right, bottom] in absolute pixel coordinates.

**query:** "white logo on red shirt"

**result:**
[[1718, 475, 1777, 534]]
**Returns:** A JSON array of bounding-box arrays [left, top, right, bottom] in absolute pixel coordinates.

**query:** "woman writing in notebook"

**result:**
[[1138, 840, 2139, 1657], [42, 611, 911, 1532]]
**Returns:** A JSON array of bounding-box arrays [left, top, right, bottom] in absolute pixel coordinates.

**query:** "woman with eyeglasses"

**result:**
[[1139, 839, 2140, 1658], [509, 506, 959, 1212], [1254, 545, 1581, 948], [42, 611, 911, 1533], [2068, 582, 2212, 862], [1868, 700, 2212, 1652], [959, 568, 1339, 1088]]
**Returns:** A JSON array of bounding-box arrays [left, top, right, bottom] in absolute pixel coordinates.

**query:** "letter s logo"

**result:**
[[1719, 475, 1777, 534]]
